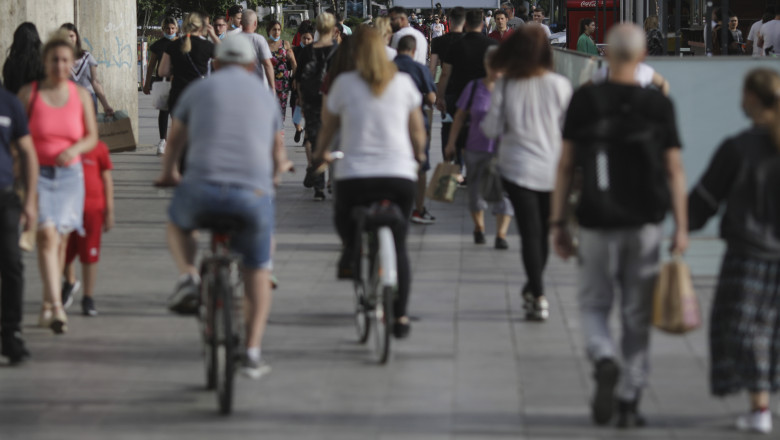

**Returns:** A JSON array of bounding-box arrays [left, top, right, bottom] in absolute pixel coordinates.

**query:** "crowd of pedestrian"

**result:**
[[1, 2, 780, 435]]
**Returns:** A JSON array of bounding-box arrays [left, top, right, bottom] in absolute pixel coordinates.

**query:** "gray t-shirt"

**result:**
[[239, 32, 273, 85], [507, 17, 525, 30], [174, 66, 282, 194]]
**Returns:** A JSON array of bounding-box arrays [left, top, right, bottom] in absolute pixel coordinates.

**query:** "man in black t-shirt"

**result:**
[[550, 24, 688, 429], [429, 7, 465, 165], [435, 9, 496, 169], [0, 88, 38, 365]]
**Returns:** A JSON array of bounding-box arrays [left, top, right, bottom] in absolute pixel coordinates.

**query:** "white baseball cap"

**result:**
[[214, 35, 255, 64]]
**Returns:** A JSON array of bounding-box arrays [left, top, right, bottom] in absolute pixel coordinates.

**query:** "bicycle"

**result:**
[[351, 200, 404, 364], [197, 214, 245, 415]]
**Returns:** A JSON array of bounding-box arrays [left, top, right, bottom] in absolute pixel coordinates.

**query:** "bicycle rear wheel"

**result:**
[[373, 285, 393, 364], [214, 265, 236, 415], [354, 281, 370, 343]]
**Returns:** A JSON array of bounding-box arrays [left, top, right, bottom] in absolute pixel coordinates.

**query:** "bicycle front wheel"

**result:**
[[214, 266, 236, 415]]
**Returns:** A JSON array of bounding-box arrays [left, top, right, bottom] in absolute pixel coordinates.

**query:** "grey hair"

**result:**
[[241, 10, 257, 28], [606, 23, 646, 62]]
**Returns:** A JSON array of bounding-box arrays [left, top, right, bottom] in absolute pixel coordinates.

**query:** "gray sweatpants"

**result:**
[[577, 223, 662, 400], [463, 149, 513, 216]]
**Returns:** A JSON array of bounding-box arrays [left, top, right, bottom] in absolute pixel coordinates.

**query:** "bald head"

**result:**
[[241, 10, 258, 30], [606, 23, 646, 63]]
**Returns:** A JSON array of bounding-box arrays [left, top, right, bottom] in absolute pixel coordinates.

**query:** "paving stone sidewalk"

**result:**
[[0, 93, 763, 440]]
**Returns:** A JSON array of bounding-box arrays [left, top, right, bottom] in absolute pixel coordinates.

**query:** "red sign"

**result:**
[[566, 0, 617, 8]]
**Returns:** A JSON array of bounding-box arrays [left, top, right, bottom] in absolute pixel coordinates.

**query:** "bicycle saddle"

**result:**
[[195, 213, 248, 234], [352, 200, 405, 229]]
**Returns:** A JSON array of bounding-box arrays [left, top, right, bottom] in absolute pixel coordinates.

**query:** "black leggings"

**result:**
[[502, 180, 551, 298], [158, 110, 169, 140], [334, 178, 415, 318]]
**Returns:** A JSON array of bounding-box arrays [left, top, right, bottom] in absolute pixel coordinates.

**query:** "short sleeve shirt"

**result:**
[[0, 88, 29, 187], [393, 54, 436, 124], [442, 32, 497, 98], [165, 37, 214, 106], [240, 33, 274, 83], [456, 79, 496, 153], [149, 38, 174, 75], [82, 141, 113, 210], [71, 52, 98, 93], [326, 71, 421, 181], [390, 26, 429, 65]]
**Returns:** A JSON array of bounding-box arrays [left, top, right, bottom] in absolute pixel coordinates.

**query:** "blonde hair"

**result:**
[[354, 27, 396, 96], [181, 12, 204, 54], [43, 29, 75, 60], [644, 15, 659, 32], [373, 16, 393, 42], [316, 12, 336, 36]]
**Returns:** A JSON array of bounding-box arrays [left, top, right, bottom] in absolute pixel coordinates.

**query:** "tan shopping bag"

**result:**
[[426, 162, 460, 203], [98, 111, 136, 153], [652, 256, 701, 334]]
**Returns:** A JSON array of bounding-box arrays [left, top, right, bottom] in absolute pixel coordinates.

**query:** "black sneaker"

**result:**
[[410, 208, 436, 225], [294, 128, 303, 143], [393, 320, 411, 339], [81, 296, 98, 317], [457, 177, 468, 188], [61, 280, 81, 310], [592, 358, 620, 426], [1, 331, 30, 365], [473, 230, 486, 244], [313, 190, 326, 201], [616, 394, 646, 428], [494, 237, 509, 250], [167, 275, 200, 315]]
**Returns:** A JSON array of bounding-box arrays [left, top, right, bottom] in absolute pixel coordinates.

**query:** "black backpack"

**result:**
[[573, 86, 672, 227], [297, 44, 338, 102]]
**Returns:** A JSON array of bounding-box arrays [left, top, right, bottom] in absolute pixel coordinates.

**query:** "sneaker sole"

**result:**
[[410, 218, 434, 225], [592, 361, 620, 425], [241, 365, 271, 380]]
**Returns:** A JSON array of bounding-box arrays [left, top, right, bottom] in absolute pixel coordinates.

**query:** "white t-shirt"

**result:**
[[228, 27, 243, 36], [591, 63, 655, 87], [384, 45, 397, 61], [239, 32, 273, 86], [760, 19, 780, 56], [71, 52, 97, 94], [327, 71, 421, 181], [481, 72, 573, 191], [748, 20, 764, 57], [391, 26, 428, 65], [432, 23, 445, 38]]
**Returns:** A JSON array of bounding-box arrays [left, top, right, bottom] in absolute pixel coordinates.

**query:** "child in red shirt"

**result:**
[[62, 141, 114, 316]]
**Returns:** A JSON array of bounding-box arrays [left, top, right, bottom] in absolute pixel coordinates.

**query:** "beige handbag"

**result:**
[[652, 256, 701, 334]]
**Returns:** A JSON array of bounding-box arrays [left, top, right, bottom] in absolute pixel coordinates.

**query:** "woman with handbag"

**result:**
[[143, 17, 178, 156], [158, 13, 214, 115], [444, 46, 513, 249], [18, 31, 98, 334], [481, 26, 572, 321], [689, 69, 780, 434]]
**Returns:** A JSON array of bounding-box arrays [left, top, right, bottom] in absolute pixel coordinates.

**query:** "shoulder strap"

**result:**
[[185, 52, 205, 78], [27, 81, 38, 119]]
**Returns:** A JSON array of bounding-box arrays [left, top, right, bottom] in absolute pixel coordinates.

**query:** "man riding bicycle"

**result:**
[[155, 35, 291, 378]]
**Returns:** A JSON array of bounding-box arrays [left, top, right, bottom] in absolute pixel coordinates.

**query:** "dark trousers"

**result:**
[[502, 180, 551, 298], [334, 178, 415, 317], [441, 94, 465, 168], [158, 110, 169, 139], [302, 102, 325, 191], [0, 192, 24, 338]]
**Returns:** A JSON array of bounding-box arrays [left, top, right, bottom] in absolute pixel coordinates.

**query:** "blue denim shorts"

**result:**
[[168, 181, 275, 270], [38, 163, 85, 235]]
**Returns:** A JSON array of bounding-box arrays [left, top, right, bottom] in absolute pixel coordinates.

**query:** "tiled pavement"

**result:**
[[0, 93, 765, 440]]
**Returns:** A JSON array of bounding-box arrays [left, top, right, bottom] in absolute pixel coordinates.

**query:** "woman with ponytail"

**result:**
[[689, 68, 780, 434], [313, 26, 427, 339], [158, 12, 214, 113]]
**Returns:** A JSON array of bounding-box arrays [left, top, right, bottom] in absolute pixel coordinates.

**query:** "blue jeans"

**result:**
[[168, 181, 275, 269]]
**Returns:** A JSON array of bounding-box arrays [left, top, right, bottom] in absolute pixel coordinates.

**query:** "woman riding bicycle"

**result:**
[[314, 26, 427, 339]]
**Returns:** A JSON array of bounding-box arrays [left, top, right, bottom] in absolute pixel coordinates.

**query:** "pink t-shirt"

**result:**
[[28, 81, 85, 166]]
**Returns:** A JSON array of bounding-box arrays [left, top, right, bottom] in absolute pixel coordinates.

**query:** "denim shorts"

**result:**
[[38, 163, 85, 235], [168, 181, 275, 270]]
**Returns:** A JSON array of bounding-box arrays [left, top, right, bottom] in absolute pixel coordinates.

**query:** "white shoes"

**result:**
[[156, 139, 166, 156], [736, 410, 772, 434]]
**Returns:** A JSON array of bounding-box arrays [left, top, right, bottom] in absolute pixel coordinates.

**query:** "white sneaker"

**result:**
[[156, 139, 166, 156], [241, 358, 271, 380], [736, 410, 772, 434]]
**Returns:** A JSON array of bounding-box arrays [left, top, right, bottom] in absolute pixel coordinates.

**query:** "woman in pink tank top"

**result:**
[[18, 31, 97, 335]]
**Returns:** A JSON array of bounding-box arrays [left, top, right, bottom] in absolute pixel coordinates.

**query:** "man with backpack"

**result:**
[[550, 24, 688, 429]]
